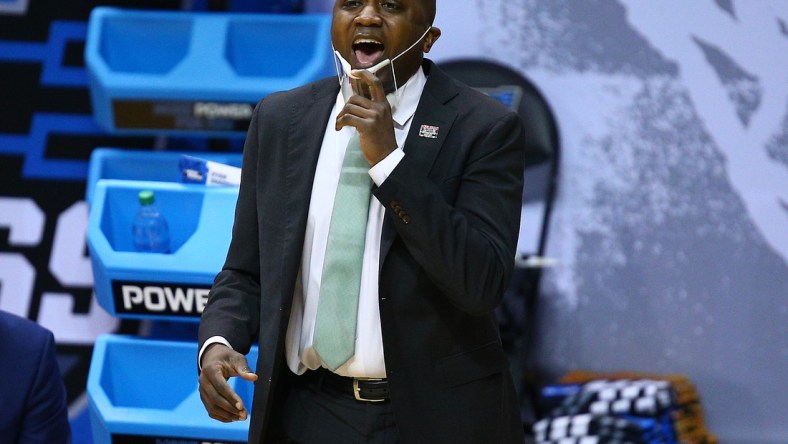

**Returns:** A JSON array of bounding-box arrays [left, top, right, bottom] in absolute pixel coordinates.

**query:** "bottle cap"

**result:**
[[138, 190, 155, 205]]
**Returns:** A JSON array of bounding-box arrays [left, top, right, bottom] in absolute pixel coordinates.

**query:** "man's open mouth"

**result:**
[[353, 38, 385, 68]]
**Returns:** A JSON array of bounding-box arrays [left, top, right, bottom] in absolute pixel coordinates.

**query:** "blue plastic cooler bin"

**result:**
[[86, 148, 243, 206], [88, 335, 257, 443], [87, 179, 238, 321], [85, 7, 334, 135]]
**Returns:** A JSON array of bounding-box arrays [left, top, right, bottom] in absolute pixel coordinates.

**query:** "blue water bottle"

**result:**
[[132, 190, 171, 253]]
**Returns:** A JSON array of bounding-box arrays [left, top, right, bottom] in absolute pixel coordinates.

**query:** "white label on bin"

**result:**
[[112, 280, 211, 317], [113, 99, 255, 132]]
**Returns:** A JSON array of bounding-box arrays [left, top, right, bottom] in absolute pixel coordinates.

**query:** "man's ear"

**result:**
[[423, 27, 441, 53]]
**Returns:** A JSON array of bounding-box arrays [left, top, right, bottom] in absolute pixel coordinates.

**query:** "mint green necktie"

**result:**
[[313, 132, 372, 370]]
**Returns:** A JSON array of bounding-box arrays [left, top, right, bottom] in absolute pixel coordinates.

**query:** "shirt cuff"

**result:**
[[369, 148, 404, 186], [198, 336, 233, 371]]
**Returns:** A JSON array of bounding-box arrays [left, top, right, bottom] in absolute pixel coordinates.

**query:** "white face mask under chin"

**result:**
[[332, 26, 432, 100]]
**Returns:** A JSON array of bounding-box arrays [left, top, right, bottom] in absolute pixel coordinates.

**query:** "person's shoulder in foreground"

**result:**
[[0, 310, 71, 444]]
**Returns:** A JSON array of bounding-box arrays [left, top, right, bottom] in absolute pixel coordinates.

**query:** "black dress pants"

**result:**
[[276, 371, 400, 444]]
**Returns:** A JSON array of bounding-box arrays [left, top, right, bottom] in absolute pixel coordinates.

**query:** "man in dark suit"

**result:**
[[198, 0, 526, 442], [0, 310, 71, 444]]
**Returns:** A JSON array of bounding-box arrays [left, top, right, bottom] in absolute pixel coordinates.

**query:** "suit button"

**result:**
[[402, 215, 412, 224], [390, 201, 402, 210]]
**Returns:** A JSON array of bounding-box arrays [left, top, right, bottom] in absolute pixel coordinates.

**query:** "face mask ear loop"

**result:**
[[391, 62, 399, 94], [390, 26, 432, 65], [388, 26, 431, 94]]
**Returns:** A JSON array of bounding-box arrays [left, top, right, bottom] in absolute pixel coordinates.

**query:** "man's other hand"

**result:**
[[198, 344, 258, 422]]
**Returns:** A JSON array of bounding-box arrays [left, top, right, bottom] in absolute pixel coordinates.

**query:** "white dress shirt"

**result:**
[[200, 68, 427, 379]]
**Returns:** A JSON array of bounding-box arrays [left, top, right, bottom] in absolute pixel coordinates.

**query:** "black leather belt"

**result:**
[[301, 368, 390, 402]]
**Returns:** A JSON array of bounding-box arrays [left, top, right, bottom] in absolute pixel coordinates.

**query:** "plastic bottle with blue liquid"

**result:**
[[132, 190, 171, 254]]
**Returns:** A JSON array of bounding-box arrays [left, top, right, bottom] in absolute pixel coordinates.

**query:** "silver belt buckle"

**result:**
[[353, 377, 385, 402]]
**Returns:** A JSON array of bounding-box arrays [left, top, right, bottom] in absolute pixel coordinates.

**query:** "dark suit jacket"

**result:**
[[0, 311, 70, 444], [199, 60, 526, 443]]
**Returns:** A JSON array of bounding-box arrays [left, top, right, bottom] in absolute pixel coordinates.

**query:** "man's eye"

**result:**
[[380, 1, 400, 10], [343, 0, 363, 8]]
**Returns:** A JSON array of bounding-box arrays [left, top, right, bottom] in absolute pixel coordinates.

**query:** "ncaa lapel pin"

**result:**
[[418, 124, 439, 139]]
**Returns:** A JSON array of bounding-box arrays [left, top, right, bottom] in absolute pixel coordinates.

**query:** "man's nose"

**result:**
[[354, 5, 383, 26]]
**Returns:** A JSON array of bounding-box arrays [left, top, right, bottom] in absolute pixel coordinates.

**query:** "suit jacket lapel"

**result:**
[[379, 61, 459, 267], [282, 79, 339, 286]]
